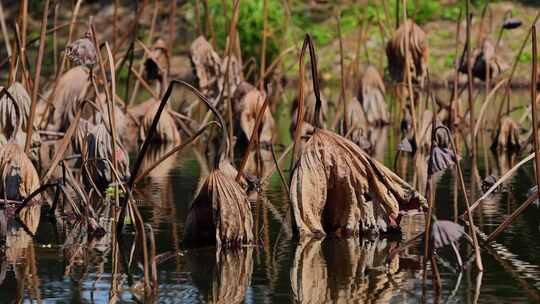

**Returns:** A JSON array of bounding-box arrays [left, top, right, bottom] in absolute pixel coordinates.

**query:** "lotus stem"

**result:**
[[0, 1, 11, 58], [337, 14, 348, 135], [402, 0, 418, 149], [134, 121, 218, 184], [24, 0, 50, 153], [450, 8, 462, 130], [437, 125, 483, 271], [465, 1, 475, 160], [259, 0, 268, 90], [118, 80, 227, 234]]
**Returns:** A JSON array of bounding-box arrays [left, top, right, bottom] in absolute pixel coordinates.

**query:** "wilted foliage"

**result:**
[[357, 66, 389, 126], [144, 38, 169, 83], [492, 116, 520, 151], [460, 40, 508, 81], [184, 164, 254, 247], [65, 31, 97, 67], [291, 129, 425, 236], [83, 123, 130, 191], [235, 88, 275, 145], [139, 102, 181, 143], [0, 144, 40, 201], [190, 36, 223, 102], [45, 66, 91, 131], [386, 19, 429, 87], [291, 83, 327, 137]]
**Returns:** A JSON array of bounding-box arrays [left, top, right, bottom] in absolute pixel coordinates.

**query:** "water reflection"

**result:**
[[186, 247, 254, 303], [291, 237, 406, 303]]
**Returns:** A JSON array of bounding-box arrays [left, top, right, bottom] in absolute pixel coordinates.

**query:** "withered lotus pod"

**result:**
[[386, 19, 429, 87], [0, 144, 40, 201], [235, 88, 275, 145], [491, 116, 520, 151], [136, 81, 253, 247], [190, 36, 223, 102], [357, 66, 389, 126], [65, 29, 97, 67], [462, 40, 508, 81], [503, 18, 522, 30], [291, 35, 425, 237], [83, 123, 130, 191], [144, 38, 169, 82], [139, 101, 181, 143]]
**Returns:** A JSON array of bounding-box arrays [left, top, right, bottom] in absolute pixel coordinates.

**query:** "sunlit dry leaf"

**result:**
[[183, 161, 254, 247], [0, 144, 40, 201], [139, 102, 181, 143], [290, 129, 426, 236], [386, 19, 429, 87], [83, 123, 130, 191], [235, 89, 275, 145], [47, 66, 91, 131], [190, 36, 222, 102], [358, 66, 389, 125], [492, 116, 520, 151]]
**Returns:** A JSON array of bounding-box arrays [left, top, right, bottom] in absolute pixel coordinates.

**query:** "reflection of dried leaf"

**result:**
[[290, 129, 426, 236], [358, 66, 389, 125], [0, 144, 40, 201], [187, 247, 253, 304], [386, 19, 429, 87], [291, 237, 403, 303], [183, 161, 254, 247], [492, 116, 520, 151], [139, 102, 181, 143]]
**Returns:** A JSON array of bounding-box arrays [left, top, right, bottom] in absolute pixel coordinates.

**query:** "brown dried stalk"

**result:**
[[24, 0, 50, 153]]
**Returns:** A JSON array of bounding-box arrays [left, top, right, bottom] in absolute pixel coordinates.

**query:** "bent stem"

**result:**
[[437, 125, 483, 271], [117, 80, 227, 234]]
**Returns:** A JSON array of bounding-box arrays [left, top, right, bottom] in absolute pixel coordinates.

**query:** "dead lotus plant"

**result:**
[[0, 143, 40, 202], [179, 81, 253, 247], [386, 19, 429, 87], [139, 101, 181, 144], [290, 35, 426, 238], [190, 36, 223, 102], [357, 65, 389, 126], [491, 116, 521, 151], [235, 87, 275, 146], [460, 39, 508, 81], [82, 122, 130, 192]]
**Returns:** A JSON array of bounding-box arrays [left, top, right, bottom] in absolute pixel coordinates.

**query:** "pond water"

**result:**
[[2, 92, 540, 303]]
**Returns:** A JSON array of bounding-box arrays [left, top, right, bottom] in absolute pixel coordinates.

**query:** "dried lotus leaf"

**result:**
[[184, 166, 254, 247], [139, 102, 181, 143], [358, 66, 389, 125], [492, 116, 520, 151], [290, 129, 425, 237], [50, 66, 91, 131], [83, 123, 130, 191], [386, 19, 429, 87], [237, 89, 275, 145], [190, 36, 222, 102], [0, 144, 40, 201], [430, 220, 465, 249]]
